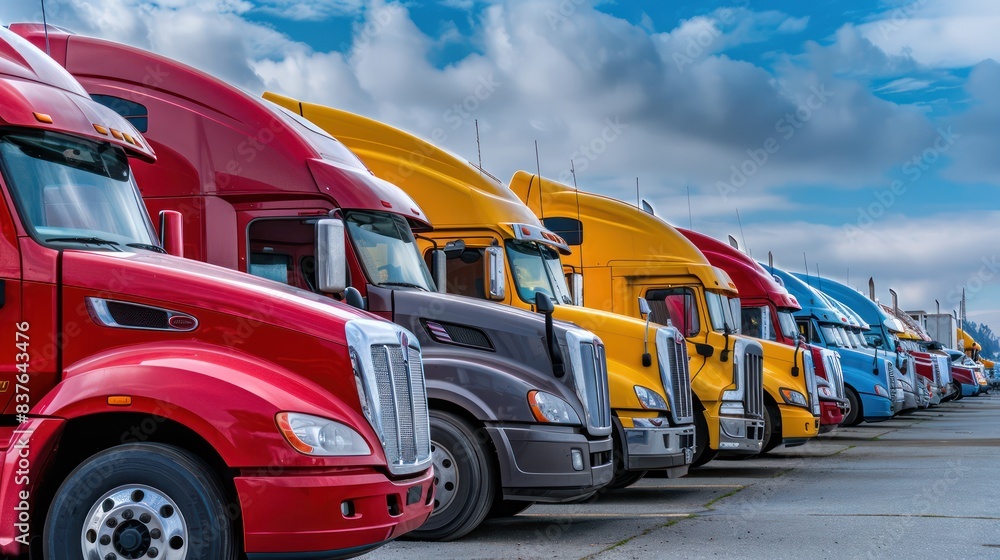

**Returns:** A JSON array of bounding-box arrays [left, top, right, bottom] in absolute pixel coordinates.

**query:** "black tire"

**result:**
[[606, 428, 647, 490], [690, 409, 717, 468], [486, 499, 533, 518], [761, 402, 782, 454], [44, 443, 236, 560], [409, 411, 495, 541], [954, 382, 965, 400], [843, 386, 862, 426]]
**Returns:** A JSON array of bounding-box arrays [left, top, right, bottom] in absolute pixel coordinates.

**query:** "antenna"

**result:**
[[635, 178, 640, 209], [935, 299, 940, 315], [534, 140, 544, 218], [475, 119, 483, 177], [768, 251, 773, 271], [816, 264, 821, 290], [687, 186, 693, 229], [41, 0, 51, 56], [736, 208, 749, 257], [868, 277, 875, 301], [803, 253, 809, 280]]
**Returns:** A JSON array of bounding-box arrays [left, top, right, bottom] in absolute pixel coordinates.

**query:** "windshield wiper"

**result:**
[[46, 237, 123, 252], [126, 243, 167, 254], [380, 282, 428, 291]]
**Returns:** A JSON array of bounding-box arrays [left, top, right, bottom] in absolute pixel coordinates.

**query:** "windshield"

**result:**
[[506, 240, 572, 305], [0, 131, 157, 250], [705, 291, 737, 333], [820, 325, 843, 347], [741, 306, 775, 341], [345, 210, 435, 291], [777, 310, 799, 341]]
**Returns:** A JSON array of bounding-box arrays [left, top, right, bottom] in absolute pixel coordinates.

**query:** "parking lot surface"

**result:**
[[365, 395, 1000, 559]]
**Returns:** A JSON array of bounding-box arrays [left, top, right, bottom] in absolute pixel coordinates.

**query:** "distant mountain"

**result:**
[[962, 320, 1000, 360]]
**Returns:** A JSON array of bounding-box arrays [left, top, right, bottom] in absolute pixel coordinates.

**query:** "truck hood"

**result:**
[[63, 249, 376, 347]]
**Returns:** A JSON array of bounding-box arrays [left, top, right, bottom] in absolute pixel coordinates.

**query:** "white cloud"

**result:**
[[874, 77, 931, 94], [253, 0, 366, 21]]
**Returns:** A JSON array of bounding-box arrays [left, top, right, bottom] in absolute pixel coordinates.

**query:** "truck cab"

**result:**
[[13, 25, 616, 541], [0, 26, 434, 559], [679, 229, 841, 443], [503, 173, 764, 466], [261, 96, 696, 488], [766, 266, 895, 425]]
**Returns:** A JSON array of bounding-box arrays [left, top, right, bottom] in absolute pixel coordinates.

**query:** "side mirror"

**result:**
[[158, 210, 184, 257], [638, 297, 652, 318], [431, 249, 447, 294], [638, 297, 652, 367], [535, 291, 555, 314], [870, 336, 884, 348], [443, 239, 466, 258], [344, 286, 365, 310], [483, 245, 505, 301], [315, 218, 347, 294], [569, 273, 584, 306]]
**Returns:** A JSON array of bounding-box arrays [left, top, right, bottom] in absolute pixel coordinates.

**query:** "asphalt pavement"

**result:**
[[367, 394, 1000, 559]]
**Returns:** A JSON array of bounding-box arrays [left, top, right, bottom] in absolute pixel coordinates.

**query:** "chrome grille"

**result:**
[[744, 348, 765, 419], [887, 361, 898, 400], [578, 341, 612, 432], [826, 353, 846, 399], [803, 351, 820, 416], [658, 328, 693, 423], [370, 344, 432, 472]]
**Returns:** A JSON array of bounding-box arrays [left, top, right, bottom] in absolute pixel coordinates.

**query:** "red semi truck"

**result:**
[[0, 26, 433, 559], [14, 25, 615, 541]]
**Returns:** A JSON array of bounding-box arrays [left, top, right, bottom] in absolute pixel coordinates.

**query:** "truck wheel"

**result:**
[[486, 499, 533, 518], [409, 411, 495, 541], [953, 382, 964, 400], [691, 409, 717, 468], [843, 386, 862, 426], [44, 443, 236, 560], [761, 402, 782, 454]]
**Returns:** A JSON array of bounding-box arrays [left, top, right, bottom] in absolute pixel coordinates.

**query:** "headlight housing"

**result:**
[[634, 385, 668, 410], [528, 391, 582, 424], [779, 388, 808, 408], [276, 412, 371, 456], [874, 384, 889, 398]]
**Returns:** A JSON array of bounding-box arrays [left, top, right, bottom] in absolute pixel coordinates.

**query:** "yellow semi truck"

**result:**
[[265, 94, 699, 494], [510, 172, 801, 462]]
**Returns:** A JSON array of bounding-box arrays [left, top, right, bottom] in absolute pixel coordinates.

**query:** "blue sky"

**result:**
[[4, 0, 999, 339]]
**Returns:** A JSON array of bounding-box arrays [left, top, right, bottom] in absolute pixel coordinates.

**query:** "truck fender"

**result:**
[[34, 342, 381, 469], [423, 356, 540, 424]]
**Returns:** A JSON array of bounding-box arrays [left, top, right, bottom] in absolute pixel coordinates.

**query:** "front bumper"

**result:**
[[714, 410, 764, 454], [488, 424, 614, 502], [777, 404, 819, 440], [819, 397, 847, 428], [238, 466, 434, 558], [622, 420, 696, 471], [858, 391, 894, 422], [901, 390, 918, 411]]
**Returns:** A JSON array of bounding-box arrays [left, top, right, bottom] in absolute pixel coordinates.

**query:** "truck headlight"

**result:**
[[276, 412, 372, 456], [779, 388, 808, 408], [528, 391, 582, 424], [818, 385, 834, 398], [634, 385, 668, 410], [874, 384, 889, 398]]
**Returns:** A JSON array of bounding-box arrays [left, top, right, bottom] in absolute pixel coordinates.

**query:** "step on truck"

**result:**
[[679, 230, 843, 439], [13, 24, 615, 541], [261, 95, 697, 488], [505, 173, 764, 466], [0, 26, 433, 559]]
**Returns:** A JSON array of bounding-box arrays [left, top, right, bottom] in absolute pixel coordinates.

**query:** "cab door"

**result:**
[[0, 187, 23, 446]]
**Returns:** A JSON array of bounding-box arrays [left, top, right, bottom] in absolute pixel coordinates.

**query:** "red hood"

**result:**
[[63, 249, 376, 346]]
